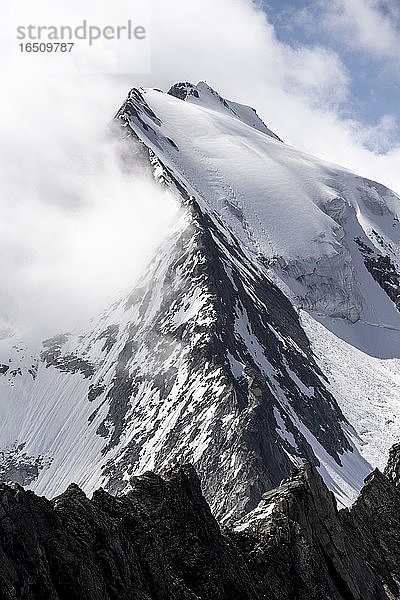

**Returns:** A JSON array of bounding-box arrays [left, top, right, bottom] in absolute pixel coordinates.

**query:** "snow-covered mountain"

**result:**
[[1, 81, 400, 521]]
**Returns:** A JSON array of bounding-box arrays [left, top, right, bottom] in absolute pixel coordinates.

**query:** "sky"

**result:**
[[261, 0, 400, 151], [1, 0, 400, 339]]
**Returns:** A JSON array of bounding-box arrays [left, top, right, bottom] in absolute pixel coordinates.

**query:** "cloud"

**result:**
[[0, 58, 178, 341], [351, 114, 399, 153], [144, 0, 400, 188], [1, 0, 400, 341], [144, 0, 349, 109], [299, 0, 400, 60]]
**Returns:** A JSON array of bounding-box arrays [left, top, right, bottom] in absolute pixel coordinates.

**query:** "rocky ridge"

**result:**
[[1, 445, 400, 600]]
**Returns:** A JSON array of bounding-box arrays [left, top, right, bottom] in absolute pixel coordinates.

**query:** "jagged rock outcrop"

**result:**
[[343, 467, 400, 599], [0, 466, 258, 600], [232, 463, 398, 599], [1, 447, 400, 600], [355, 237, 400, 310], [384, 442, 400, 486]]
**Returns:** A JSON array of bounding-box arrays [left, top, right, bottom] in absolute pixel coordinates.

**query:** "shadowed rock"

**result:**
[[384, 442, 400, 486], [1, 451, 400, 599]]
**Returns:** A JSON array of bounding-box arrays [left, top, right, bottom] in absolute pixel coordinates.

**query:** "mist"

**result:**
[[0, 74, 178, 342]]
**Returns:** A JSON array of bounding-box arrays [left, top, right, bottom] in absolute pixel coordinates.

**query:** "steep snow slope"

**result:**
[[168, 81, 282, 141], [1, 82, 399, 519], [121, 84, 400, 327], [302, 311, 400, 473]]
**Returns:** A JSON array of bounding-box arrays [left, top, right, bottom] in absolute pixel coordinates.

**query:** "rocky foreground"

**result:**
[[0, 445, 400, 599]]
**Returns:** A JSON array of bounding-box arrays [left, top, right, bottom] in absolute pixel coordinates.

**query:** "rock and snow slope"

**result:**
[[1, 81, 400, 519]]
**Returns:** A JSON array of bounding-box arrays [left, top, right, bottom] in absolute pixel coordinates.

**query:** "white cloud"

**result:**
[[281, 45, 350, 107], [1, 0, 400, 340], [351, 113, 399, 153], [0, 36, 177, 340], [144, 0, 400, 188], [302, 0, 400, 60], [144, 0, 349, 108]]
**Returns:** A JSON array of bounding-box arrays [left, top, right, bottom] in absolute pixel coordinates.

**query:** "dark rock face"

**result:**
[[232, 465, 389, 600], [167, 81, 200, 100], [41, 334, 95, 379], [384, 443, 400, 486], [343, 468, 400, 599], [1, 452, 400, 600], [0, 466, 258, 600], [355, 236, 400, 309], [115, 88, 179, 153]]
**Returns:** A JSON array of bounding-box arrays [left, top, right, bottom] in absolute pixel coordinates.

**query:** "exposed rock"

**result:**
[[384, 443, 400, 487], [355, 237, 400, 309], [233, 464, 387, 599], [168, 81, 200, 100], [1, 450, 400, 600], [0, 466, 258, 600], [0, 443, 52, 487], [40, 334, 95, 379]]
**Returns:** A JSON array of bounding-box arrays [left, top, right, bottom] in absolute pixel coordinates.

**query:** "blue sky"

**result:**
[[259, 0, 400, 152]]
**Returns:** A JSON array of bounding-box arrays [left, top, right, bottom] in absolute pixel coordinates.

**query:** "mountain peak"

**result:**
[[167, 80, 201, 100], [3, 80, 400, 531], [167, 80, 282, 140]]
